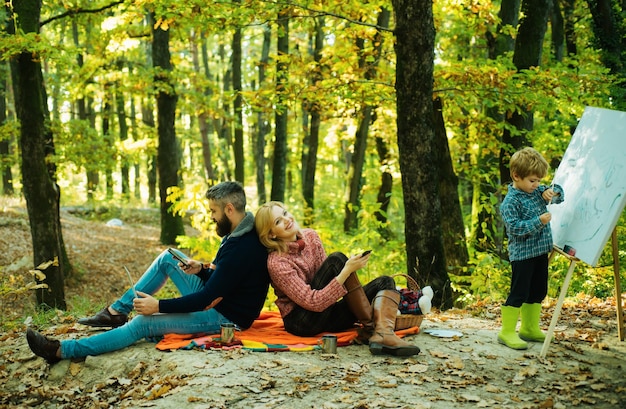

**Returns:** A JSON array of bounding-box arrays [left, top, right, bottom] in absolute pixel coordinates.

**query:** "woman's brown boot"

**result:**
[[343, 272, 375, 343], [368, 290, 420, 356]]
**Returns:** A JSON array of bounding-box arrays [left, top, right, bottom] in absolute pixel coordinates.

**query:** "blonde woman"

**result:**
[[255, 201, 419, 357]]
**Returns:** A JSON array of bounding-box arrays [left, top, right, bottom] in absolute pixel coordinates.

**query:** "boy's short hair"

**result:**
[[509, 147, 549, 179], [205, 181, 246, 212]]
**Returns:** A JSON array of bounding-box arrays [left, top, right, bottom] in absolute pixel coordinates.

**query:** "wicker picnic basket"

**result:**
[[392, 274, 424, 330]]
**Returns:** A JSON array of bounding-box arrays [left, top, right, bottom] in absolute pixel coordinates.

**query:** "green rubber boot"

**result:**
[[497, 305, 528, 350], [519, 303, 546, 342]]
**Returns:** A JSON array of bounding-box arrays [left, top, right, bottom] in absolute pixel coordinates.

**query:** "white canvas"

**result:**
[[550, 106, 626, 266]]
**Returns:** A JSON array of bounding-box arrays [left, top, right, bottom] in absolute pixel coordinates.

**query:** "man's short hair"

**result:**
[[509, 147, 549, 179], [206, 181, 246, 212]]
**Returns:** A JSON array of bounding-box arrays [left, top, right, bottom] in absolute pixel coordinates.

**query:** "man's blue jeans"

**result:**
[[61, 250, 231, 359]]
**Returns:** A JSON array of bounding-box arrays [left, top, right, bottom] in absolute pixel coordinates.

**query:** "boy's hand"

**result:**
[[539, 212, 552, 225], [542, 188, 559, 203]]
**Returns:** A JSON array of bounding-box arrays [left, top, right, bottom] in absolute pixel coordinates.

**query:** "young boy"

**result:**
[[499, 147, 564, 350]]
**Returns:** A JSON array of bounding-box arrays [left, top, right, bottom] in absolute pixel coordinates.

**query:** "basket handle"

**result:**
[[390, 273, 421, 292]]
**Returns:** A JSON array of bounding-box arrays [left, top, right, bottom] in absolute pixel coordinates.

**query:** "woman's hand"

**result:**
[[344, 252, 370, 273], [335, 252, 371, 285], [133, 291, 159, 315]]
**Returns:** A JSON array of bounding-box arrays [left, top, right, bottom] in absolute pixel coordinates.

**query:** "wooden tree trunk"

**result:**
[[152, 15, 185, 244], [86, 96, 99, 201], [500, 0, 550, 184], [471, 0, 520, 254], [102, 91, 114, 199], [563, 0, 578, 56], [271, 9, 289, 202], [71, 20, 98, 202], [217, 44, 233, 181], [0, 63, 13, 195], [344, 9, 390, 233], [301, 18, 324, 223], [127, 70, 141, 200], [586, 0, 626, 111], [551, 0, 565, 61], [255, 26, 271, 206], [9, 0, 66, 309], [115, 71, 130, 199], [392, 0, 452, 309], [192, 31, 216, 184], [142, 99, 157, 203], [232, 11, 244, 183], [374, 136, 392, 238], [434, 97, 469, 278]]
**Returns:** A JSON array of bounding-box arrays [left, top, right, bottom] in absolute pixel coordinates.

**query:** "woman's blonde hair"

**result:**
[[255, 201, 290, 254]]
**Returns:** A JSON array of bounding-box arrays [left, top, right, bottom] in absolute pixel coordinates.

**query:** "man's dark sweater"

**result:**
[[159, 212, 270, 328]]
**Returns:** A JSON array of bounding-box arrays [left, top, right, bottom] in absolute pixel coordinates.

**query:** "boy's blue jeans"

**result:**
[[61, 250, 231, 359]]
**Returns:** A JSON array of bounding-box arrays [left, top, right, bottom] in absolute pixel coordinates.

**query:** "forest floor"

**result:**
[[0, 202, 625, 409]]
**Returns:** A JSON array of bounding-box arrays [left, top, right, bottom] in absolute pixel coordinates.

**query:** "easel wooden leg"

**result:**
[[611, 229, 624, 341], [540, 259, 578, 358]]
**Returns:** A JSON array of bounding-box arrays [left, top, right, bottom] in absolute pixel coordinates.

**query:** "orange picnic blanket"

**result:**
[[155, 310, 420, 352]]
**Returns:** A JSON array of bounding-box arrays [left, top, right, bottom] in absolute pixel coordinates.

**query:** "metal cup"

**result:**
[[319, 334, 337, 354], [220, 323, 235, 343]]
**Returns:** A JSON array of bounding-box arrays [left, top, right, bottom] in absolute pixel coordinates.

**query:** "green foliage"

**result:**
[[0, 267, 48, 330], [2, 0, 624, 313], [450, 251, 512, 306]]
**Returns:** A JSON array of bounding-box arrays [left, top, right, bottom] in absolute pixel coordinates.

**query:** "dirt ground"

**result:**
[[1, 205, 625, 409]]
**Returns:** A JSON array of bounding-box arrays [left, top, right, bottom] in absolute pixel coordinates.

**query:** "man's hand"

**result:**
[[133, 292, 159, 315], [180, 259, 203, 275]]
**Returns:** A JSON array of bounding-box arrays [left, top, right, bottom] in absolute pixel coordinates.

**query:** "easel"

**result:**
[[540, 228, 625, 358]]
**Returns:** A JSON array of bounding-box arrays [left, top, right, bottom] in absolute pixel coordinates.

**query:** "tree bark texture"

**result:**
[[232, 16, 244, 183], [152, 16, 184, 244], [271, 10, 289, 202], [434, 97, 469, 278], [255, 26, 271, 206], [374, 136, 393, 238], [586, 0, 625, 110], [474, 0, 520, 253], [562, 0, 578, 56], [9, 0, 66, 309], [551, 0, 565, 61], [192, 31, 216, 184], [500, 0, 550, 184], [301, 18, 324, 223], [392, 0, 452, 309], [115, 71, 130, 198], [344, 9, 390, 233], [0, 63, 13, 195]]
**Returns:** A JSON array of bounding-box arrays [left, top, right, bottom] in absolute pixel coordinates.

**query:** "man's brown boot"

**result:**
[[368, 290, 420, 356]]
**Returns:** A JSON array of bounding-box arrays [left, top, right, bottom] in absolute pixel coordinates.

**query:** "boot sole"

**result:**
[[369, 343, 420, 356], [497, 337, 528, 350], [519, 334, 546, 342]]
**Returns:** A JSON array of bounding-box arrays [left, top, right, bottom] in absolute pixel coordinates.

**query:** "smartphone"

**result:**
[[361, 250, 372, 257], [168, 248, 190, 267]]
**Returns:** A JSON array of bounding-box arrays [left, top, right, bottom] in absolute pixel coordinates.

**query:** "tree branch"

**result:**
[[40, 0, 125, 27], [260, 0, 394, 33]]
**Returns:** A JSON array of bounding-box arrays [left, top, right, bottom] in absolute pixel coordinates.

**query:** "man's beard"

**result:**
[[215, 214, 232, 237]]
